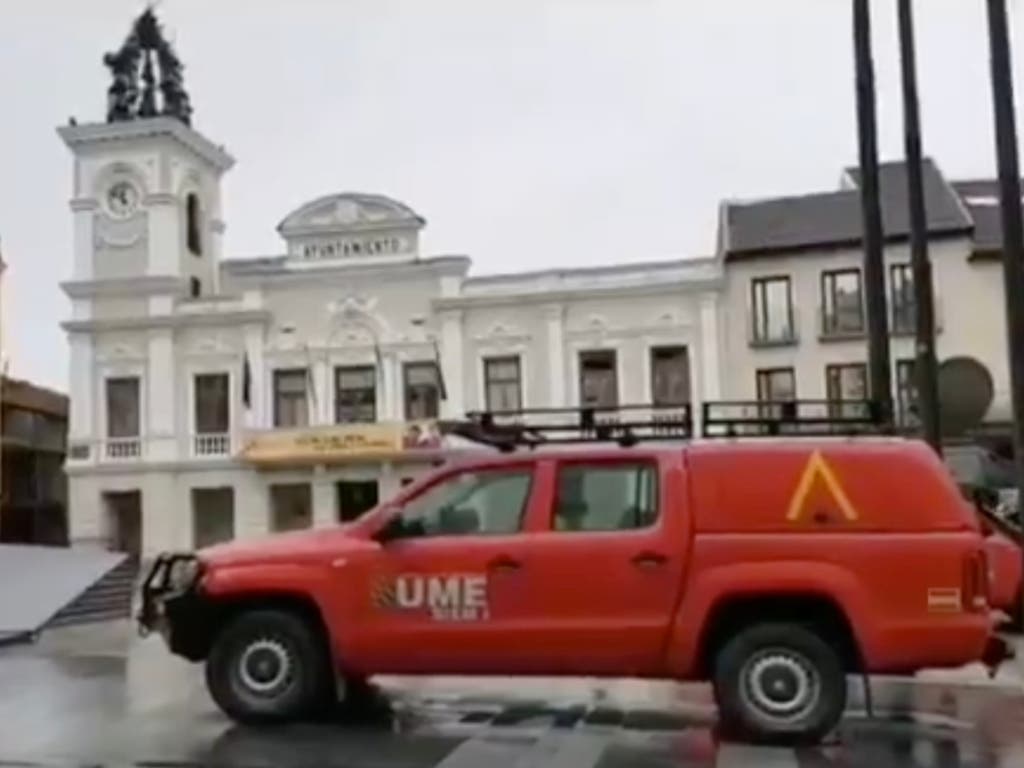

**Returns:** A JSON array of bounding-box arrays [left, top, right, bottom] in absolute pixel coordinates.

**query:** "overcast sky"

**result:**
[[1, 0, 1022, 391]]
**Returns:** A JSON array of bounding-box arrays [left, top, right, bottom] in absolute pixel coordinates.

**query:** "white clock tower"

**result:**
[[58, 9, 234, 550]]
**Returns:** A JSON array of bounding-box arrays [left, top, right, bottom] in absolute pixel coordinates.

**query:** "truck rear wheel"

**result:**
[[206, 609, 332, 724], [712, 622, 846, 744]]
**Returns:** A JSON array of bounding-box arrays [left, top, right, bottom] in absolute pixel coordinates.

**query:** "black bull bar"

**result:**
[[136, 552, 200, 636]]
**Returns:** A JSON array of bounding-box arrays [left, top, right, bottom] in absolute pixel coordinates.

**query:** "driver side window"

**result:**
[[395, 468, 533, 537]]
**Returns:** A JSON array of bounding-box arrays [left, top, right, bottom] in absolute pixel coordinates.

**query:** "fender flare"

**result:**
[[666, 560, 878, 678]]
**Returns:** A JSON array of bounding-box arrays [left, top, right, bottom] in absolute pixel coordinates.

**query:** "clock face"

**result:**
[[106, 180, 139, 218]]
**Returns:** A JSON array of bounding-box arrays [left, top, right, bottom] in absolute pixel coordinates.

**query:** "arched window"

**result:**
[[186, 193, 202, 256], [189, 276, 201, 298]]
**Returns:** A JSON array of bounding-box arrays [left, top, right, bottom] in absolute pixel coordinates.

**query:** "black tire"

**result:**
[[712, 622, 846, 744], [205, 609, 333, 725]]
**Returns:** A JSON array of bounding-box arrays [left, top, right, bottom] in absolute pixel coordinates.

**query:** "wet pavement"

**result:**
[[0, 622, 1022, 768]]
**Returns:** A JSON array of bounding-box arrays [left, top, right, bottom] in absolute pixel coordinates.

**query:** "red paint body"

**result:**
[[198, 440, 1001, 680]]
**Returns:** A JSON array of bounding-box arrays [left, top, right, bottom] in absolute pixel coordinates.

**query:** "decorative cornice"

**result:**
[[57, 117, 235, 173], [433, 276, 723, 310], [62, 275, 185, 298], [222, 254, 471, 287], [61, 308, 271, 333]]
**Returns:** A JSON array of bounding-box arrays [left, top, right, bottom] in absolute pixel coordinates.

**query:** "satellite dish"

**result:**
[[938, 356, 994, 436]]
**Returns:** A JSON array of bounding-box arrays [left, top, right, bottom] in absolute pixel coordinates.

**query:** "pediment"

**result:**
[[278, 193, 424, 237]]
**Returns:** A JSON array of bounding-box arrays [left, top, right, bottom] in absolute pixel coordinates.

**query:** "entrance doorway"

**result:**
[[103, 490, 142, 558], [336, 480, 379, 523]]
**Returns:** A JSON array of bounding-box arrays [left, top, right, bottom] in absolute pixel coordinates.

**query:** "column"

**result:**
[[147, 329, 176, 461], [382, 351, 400, 421], [235, 476, 270, 540], [699, 293, 723, 400], [378, 462, 402, 503], [243, 324, 265, 429], [69, 199, 96, 281], [313, 355, 330, 426], [142, 473, 178, 558], [439, 310, 465, 418], [544, 304, 566, 407], [312, 465, 336, 528]]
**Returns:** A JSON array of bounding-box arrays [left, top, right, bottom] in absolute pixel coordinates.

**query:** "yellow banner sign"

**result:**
[[239, 421, 443, 466]]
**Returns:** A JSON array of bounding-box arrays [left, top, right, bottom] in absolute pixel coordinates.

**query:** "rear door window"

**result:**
[[551, 463, 658, 532]]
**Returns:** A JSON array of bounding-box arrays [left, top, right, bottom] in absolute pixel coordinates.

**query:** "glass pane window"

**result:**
[[751, 277, 794, 343], [484, 356, 522, 412], [825, 363, 868, 418], [194, 373, 229, 434], [890, 263, 915, 334], [335, 366, 376, 424], [650, 346, 690, 406], [396, 469, 533, 536], [822, 269, 865, 335], [274, 369, 309, 428], [552, 463, 658, 532], [579, 350, 618, 407], [404, 362, 440, 420], [105, 377, 140, 438]]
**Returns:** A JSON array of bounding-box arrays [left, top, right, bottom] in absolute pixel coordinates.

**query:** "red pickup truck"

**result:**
[[139, 434, 1011, 743]]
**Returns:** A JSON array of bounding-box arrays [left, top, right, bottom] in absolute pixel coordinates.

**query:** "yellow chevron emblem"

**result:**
[[786, 451, 859, 522]]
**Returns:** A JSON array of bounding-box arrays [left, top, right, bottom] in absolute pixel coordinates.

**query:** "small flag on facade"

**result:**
[[241, 353, 252, 410], [432, 338, 448, 401]]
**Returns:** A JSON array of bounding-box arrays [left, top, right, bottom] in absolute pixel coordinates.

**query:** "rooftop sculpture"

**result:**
[[103, 8, 193, 126]]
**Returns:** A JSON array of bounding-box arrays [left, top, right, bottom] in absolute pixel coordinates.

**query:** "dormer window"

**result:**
[[186, 193, 202, 256]]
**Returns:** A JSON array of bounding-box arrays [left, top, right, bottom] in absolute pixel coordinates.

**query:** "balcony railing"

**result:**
[[104, 437, 142, 460], [192, 433, 231, 457]]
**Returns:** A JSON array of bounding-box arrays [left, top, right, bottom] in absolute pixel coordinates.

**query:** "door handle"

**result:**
[[488, 555, 522, 572], [631, 551, 668, 569]]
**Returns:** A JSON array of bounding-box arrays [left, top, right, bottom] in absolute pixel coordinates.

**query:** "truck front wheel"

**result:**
[[713, 622, 846, 744], [206, 609, 332, 724]]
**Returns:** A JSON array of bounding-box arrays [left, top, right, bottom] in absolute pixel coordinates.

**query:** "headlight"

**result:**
[[167, 558, 202, 591]]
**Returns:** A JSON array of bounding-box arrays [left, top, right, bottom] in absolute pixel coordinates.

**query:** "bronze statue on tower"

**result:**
[[103, 8, 193, 126]]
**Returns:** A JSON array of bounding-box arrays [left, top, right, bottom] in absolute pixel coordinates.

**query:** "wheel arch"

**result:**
[[171, 590, 333, 663], [694, 592, 864, 679]]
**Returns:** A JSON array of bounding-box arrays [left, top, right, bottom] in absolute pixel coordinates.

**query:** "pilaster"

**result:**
[[147, 329, 176, 461], [544, 304, 566, 407], [439, 310, 465, 418], [312, 465, 336, 528]]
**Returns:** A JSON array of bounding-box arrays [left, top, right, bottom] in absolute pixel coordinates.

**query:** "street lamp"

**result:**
[[896, 0, 942, 453], [852, 0, 893, 428], [985, 0, 1024, 558]]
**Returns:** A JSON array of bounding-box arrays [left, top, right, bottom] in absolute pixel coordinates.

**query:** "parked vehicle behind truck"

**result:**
[[138, 402, 1013, 744]]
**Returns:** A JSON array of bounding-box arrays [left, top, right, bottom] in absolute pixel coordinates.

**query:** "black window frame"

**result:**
[[483, 355, 523, 412], [105, 376, 141, 438], [890, 263, 915, 335], [578, 349, 619, 408], [750, 275, 795, 345], [825, 362, 868, 418], [649, 345, 691, 406], [273, 368, 309, 428], [896, 357, 919, 427], [821, 268, 865, 337], [403, 361, 441, 420], [334, 365, 376, 424], [193, 372, 230, 434]]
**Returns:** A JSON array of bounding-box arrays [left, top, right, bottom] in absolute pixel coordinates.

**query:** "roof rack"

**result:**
[[444, 399, 889, 452]]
